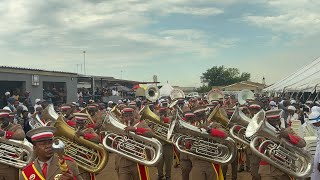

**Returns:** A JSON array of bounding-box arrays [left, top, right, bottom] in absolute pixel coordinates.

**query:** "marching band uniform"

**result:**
[[258, 115, 306, 180], [157, 107, 173, 180], [180, 112, 195, 180], [190, 121, 226, 180], [115, 107, 154, 180], [0, 109, 25, 180], [19, 126, 83, 180], [248, 104, 262, 180], [74, 113, 100, 180], [310, 111, 320, 180]]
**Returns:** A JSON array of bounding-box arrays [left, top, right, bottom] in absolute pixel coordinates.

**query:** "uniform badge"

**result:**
[[29, 174, 35, 180]]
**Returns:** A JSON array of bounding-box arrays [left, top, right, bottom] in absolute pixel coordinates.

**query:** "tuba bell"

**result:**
[[228, 106, 251, 145], [102, 112, 162, 166], [167, 114, 236, 165], [140, 105, 171, 144], [207, 89, 224, 103], [42, 104, 59, 124], [168, 88, 186, 117], [206, 105, 229, 128], [0, 138, 34, 169], [145, 85, 160, 102], [54, 116, 108, 173], [245, 110, 313, 179], [238, 89, 254, 105]]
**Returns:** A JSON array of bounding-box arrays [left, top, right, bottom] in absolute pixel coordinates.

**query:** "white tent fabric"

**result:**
[[264, 57, 320, 92], [159, 83, 174, 97]]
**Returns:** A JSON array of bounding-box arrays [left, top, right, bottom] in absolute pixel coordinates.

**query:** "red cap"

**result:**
[[73, 113, 89, 121], [87, 104, 98, 109], [249, 104, 261, 110], [185, 113, 195, 118], [122, 108, 134, 113], [0, 109, 10, 118]]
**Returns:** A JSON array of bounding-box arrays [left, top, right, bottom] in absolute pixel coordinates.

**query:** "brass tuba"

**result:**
[[102, 112, 162, 166], [42, 104, 59, 124], [206, 105, 229, 128], [238, 89, 254, 105], [54, 116, 108, 173], [145, 84, 160, 102], [140, 105, 171, 144], [228, 106, 251, 146], [0, 138, 34, 169], [207, 89, 224, 102], [110, 105, 122, 119], [245, 110, 313, 179], [167, 115, 236, 165]]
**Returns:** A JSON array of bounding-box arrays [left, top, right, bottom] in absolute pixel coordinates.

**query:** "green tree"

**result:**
[[197, 65, 250, 93]]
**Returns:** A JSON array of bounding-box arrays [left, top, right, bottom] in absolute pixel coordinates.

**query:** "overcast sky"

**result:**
[[0, 0, 319, 87]]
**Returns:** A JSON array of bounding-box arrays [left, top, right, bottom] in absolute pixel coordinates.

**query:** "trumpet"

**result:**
[[245, 110, 313, 179], [167, 113, 236, 165], [102, 112, 162, 166]]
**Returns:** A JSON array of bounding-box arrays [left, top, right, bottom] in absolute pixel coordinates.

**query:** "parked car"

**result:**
[[186, 92, 199, 98]]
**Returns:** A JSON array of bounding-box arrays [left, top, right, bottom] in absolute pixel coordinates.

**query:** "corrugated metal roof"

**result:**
[[0, 65, 77, 75]]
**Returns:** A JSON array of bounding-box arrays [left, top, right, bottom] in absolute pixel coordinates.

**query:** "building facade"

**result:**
[[0, 66, 78, 108]]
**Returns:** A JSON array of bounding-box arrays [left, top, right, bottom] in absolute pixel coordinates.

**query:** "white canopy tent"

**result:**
[[264, 57, 320, 93], [159, 83, 174, 97]]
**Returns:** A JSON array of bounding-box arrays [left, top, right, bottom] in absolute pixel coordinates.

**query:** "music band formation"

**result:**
[[0, 86, 317, 180]]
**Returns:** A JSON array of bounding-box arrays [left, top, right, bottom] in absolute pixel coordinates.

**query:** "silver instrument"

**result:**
[[145, 85, 160, 102], [238, 89, 254, 105], [228, 106, 251, 146], [0, 138, 34, 169], [102, 112, 162, 166], [167, 114, 236, 165], [245, 110, 313, 179]]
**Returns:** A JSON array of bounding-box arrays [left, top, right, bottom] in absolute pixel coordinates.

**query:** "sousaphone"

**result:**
[[238, 89, 254, 105]]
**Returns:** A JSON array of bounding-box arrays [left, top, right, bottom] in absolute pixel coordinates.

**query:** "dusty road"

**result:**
[[95, 153, 251, 180]]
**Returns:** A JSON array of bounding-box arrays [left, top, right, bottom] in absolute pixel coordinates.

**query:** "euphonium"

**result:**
[[167, 114, 236, 165], [140, 105, 171, 144], [54, 116, 108, 173], [227, 106, 251, 146], [0, 138, 34, 169], [245, 110, 313, 179], [102, 112, 162, 166]]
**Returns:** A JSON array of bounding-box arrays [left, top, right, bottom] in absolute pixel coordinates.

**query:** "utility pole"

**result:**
[[83, 50, 86, 75]]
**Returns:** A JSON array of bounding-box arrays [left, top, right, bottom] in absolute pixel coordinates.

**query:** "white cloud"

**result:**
[[243, 0, 320, 36], [162, 7, 223, 16]]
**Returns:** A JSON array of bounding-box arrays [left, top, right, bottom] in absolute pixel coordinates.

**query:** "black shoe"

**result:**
[[165, 176, 171, 180]]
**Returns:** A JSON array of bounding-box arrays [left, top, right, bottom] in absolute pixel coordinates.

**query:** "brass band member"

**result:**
[[180, 112, 196, 180], [74, 113, 100, 180], [0, 109, 25, 180], [20, 126, 83, 180], [192, 117, 227, 180], [248, 103, 262, 180], [157, 107, 173, 180], [115, 107, 154, 180], [258, 114, 306, 180]]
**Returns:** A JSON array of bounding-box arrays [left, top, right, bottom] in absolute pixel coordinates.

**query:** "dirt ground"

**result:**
[[95, 153, 251, 180]]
